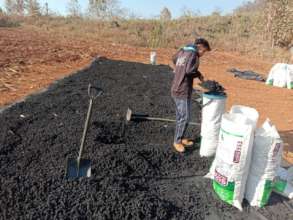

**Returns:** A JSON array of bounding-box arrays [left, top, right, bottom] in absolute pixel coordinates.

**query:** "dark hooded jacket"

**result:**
[[171, 44, 201, 98]]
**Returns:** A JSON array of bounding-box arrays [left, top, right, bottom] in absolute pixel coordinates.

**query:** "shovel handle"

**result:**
[[77, 84, 103, 164], [133, 115, 199, 126], [88, 84, 103, 100], [78, 98, 94, 163]]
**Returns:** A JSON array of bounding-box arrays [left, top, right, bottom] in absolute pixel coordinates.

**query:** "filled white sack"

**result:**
[[200, 93, 226, 157], [266, 63, 293, 89], [276, 166, 293, 183], [230, 105, 259, 129], [274, 167, 293, 199], [245, 119, 283, 207], [206, 112, 255, 211], [287, 64, 293, 89]]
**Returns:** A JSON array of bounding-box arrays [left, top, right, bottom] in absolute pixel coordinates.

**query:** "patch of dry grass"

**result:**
[[0, 14, 20, 27], [13, 14, 292, 62]]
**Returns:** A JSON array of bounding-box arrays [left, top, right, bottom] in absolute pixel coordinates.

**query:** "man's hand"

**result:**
[[193, 79, 209, 93], [194, 84, 209, 93], [198, 74, 204, 82], [196, 71, 204, 82], [170, 62, 176, 72]]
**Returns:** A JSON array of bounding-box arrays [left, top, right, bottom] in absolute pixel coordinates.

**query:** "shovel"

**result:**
[[126, 108, 199, 126], [65, 84, 103, 180]]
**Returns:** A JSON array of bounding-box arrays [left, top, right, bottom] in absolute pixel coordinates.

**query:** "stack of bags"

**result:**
[[204, 105, 292, 211]]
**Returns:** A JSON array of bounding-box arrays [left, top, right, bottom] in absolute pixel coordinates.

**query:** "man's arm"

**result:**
[[185, 54, 202, 80], [197, 71, 204, 82], [193, 72, 207, 92], [172, 49, 182, 65]]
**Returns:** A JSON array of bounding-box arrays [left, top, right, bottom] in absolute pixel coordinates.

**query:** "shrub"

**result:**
[[0, 15, 20, 27]]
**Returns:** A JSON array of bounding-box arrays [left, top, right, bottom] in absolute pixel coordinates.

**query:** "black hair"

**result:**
[[195, 38, 211, 51]]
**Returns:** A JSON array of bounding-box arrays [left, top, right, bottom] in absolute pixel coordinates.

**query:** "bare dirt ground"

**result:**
[[1, 26, 292, 163]]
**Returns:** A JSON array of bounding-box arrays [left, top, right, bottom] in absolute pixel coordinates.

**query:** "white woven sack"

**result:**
[[200, 94, 226, 157], [206, 113, 255, 211], [245, 119, 283, 207]]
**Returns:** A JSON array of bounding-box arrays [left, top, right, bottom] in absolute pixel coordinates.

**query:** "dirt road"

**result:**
[[1, 27, 292, 163]]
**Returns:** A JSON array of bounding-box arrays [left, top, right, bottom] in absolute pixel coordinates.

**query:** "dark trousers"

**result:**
[[173, 97, 191, 144]]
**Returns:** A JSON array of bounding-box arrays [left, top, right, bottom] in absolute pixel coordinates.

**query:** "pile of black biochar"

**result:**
[[0, 58, 291, 219]]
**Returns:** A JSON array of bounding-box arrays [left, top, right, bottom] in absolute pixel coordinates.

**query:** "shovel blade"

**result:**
[[126, 108, 149, 122], [65, 158, 91, 180]]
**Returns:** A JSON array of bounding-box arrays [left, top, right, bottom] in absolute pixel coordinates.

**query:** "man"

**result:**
[[171, 38, 211, 153]]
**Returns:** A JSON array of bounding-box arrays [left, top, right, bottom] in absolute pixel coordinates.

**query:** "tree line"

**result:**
[[1, 0, 291, 48], [4, 0, 41, 16], [2, 0, 121, 18]]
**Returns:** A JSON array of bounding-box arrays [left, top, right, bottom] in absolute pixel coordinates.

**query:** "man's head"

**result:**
[[195, 38, 211, 57]]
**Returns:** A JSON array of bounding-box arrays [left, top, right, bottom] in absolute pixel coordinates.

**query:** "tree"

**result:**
[[67, 0, 81, 17], [5, 0, 15, 15], [234, 0, 292, 48], [88, 0, 120, 19], [160, 7, 171, 21], [5, 0, 25, 16], [25, 0, 41, 16], [211, 7, 221, 16], [265, 0, 293, 47], [180, 7, 201, 19], [234, 0, 266, 13], [44, 2, 49, 16], [15, 0, 25, 16]]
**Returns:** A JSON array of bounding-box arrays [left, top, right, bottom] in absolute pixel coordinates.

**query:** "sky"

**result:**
[[0, 0, 253, 18]]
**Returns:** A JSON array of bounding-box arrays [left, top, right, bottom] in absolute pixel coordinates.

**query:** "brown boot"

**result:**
[[182, 139, 194, 147], [173, 143, 185, 153]]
